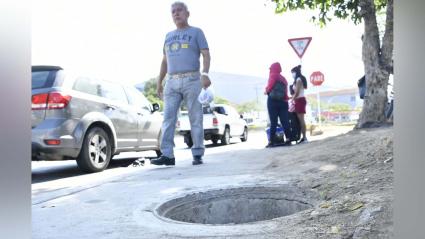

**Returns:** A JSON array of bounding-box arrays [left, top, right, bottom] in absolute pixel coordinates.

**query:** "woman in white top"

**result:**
[[290, 65, 308, 143]]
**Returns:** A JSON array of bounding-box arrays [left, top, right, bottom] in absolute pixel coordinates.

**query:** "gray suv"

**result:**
[[32, 66, 162, 173]]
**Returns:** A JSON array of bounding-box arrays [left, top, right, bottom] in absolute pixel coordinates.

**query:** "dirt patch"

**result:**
[[264, 126, 393, 238]]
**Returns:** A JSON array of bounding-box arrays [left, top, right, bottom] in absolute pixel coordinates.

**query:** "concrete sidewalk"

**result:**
[[33, 134, 314, 238], [33, 126, 392, 238]]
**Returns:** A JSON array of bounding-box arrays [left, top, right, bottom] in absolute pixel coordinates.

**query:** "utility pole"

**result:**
[[254, 86, 259, 103]]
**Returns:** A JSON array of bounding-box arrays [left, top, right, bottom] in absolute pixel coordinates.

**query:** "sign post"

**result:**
[[317, 91, 321, 128], [288, 37, 312, 64], [310, 71, 325, 128]]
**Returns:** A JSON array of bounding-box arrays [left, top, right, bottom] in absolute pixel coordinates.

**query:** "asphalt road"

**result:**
[[32, 126, 352, 196], [32, 130, 270, 201]]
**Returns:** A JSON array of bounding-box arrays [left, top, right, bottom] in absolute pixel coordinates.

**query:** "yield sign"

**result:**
[[288, 37, 312, 59]]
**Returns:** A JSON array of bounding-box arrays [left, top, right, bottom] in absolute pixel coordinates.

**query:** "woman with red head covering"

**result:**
[[264, 62, 292, 147]]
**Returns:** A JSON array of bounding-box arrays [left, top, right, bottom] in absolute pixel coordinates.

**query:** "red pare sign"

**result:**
[[310, 71, 324, 86]]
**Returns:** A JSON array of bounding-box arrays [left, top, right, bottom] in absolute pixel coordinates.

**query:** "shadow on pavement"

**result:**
[[204, 142, 238, 148], [31, 157, 155, 184]]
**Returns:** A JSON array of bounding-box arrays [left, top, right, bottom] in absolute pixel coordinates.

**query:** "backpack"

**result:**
[[269, 80, 286, 100], [287, 112, 301, 142], [358, 75, 366, 99]]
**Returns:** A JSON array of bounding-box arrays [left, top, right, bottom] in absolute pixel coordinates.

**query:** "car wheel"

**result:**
[[77, 127, 111, 173], [241, 127, 248, 142], [221, 127, 230, 145], [184, 134, 193, 148]]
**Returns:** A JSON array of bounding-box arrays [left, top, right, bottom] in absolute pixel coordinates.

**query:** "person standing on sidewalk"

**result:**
[[264, 62, 292, 147], [151, 1, 211, 166], [290, 65, 308, 143]]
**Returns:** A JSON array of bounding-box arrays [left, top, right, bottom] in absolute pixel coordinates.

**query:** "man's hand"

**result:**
[[201, 75, 211, 89], [157, 54, 167, 99], [157, 83, 164, 99]]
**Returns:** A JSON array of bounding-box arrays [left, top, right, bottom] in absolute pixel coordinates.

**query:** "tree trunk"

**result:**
[[356, 0, 393, 128], [381, 0, 394, 75]]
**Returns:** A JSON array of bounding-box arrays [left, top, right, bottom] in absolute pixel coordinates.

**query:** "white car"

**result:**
[[177, 104, 248, 147]]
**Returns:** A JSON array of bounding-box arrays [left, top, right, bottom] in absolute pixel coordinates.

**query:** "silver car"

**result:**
[[32, 66, 162, 173]]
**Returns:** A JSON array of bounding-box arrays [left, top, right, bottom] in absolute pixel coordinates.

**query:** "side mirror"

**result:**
[[152, 103, 160, 112], [240, 114, 243, 119]]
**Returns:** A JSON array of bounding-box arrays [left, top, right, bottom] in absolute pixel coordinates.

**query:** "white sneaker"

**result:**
[[297, 138, 308, 144]]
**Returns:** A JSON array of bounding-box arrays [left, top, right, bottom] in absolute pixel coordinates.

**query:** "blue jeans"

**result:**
[[160, 74, 204, 158], [267, 97, 291, 142]]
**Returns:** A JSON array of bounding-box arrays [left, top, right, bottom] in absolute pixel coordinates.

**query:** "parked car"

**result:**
[[32, 66, 163, 173], [176, 104, 248, 147]]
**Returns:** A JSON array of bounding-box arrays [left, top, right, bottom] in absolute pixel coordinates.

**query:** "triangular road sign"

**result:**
[[288, 37, 312, 59]]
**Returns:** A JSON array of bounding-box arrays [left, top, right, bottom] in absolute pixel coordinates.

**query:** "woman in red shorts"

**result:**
[[290, 65, 308, 143]]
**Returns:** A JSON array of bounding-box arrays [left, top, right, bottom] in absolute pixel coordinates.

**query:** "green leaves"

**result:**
[[142, 77, 163, 110], [328, 103, 352, 112], [236, 100, 264, 113], [214, 96, 232, 105], [270, 0, 380, 26], [374, 0, 387, 11]]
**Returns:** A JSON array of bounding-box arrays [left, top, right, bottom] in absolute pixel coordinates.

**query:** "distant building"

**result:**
[[321, 111, 359, 122], [306, 88, 362, 109], [306, 88, 362, 123]]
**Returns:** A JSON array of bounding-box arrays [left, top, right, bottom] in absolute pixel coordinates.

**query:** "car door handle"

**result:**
[[106, 105, 117, 110], [137, 112, 144, 116]]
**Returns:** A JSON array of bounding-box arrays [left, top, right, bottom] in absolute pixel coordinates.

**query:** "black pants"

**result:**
[[267, 97, 290, 143]]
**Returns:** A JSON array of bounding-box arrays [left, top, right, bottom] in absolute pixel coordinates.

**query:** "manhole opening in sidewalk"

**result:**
[[155, 186, 313, 225]]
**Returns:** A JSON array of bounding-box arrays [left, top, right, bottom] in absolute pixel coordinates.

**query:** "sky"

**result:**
[[32, 0, 365, 89]]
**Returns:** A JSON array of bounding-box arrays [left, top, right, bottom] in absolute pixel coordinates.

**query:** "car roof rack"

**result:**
[[32, 65, 63, 72]]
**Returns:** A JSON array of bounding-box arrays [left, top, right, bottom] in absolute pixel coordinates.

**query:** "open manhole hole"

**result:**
[[155, 186, 314, 225]]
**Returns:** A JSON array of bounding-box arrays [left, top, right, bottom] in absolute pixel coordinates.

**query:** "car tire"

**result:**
[[211, 138, 219, 145], [240, 127, 248, 142], [77, 127, 112, 173], [221, 127, 231, 145], [184, 134, 193, 148]]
